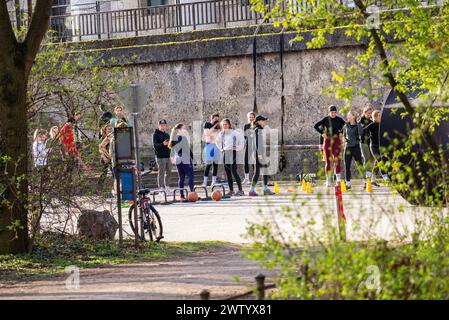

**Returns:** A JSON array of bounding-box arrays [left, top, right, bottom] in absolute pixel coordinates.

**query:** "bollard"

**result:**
[[255, 274, 266, 300], [200, 289, 210, 300]]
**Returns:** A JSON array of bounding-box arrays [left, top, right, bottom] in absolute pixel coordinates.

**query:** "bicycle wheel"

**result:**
[[128, 203, 163, 242], [147, 204, 163, 242], [128, 203, 148, 241]]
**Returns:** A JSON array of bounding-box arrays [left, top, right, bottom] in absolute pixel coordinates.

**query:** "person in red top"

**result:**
[[59, 117, 78, 156], [59, 117, 90, 172]]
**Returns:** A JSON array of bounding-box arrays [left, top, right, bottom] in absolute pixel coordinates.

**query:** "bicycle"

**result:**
[[128, 188, 164, 242]]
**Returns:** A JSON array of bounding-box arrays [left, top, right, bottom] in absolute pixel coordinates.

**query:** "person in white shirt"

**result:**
[[32, 129, 49, 168], [217, 119, 245, 196]]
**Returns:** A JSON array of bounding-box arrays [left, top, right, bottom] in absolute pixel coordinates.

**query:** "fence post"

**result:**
[[192, 3, 196, 30], [200, 289, 210, 300], [96, 1, 101, 39], [255, 274, 265, 300], [222, 0, 227, 28], [163, 7, 167, 33]]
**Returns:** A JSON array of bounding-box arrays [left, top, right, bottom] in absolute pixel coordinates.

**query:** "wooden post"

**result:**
[[255, 274, 265, 300], [200, 289, 210, 300]]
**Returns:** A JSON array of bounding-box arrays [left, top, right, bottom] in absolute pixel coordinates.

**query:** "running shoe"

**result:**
[[235, 190, 245, 196], [248, 191, 258, 197], [180, 196, 187, 202], [225, 191, 235, 197], [242, 178, 250, 185], [263, 189, 275, 196]]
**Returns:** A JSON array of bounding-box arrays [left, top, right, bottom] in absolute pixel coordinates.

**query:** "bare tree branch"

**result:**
[[23, 0, 52, 78]]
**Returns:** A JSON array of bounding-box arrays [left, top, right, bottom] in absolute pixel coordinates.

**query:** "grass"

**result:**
[[0, 235, 235, 282]]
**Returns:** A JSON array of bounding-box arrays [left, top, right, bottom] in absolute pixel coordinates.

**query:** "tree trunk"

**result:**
[[0, 62, 29, 254]]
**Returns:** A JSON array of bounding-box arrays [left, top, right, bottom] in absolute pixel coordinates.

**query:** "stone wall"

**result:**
[[69, 25, 388, 175]]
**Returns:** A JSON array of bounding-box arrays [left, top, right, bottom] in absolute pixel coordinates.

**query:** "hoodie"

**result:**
[[152, 129, 171, 158]]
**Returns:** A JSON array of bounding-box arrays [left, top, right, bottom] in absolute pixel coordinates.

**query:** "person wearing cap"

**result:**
[[249, 115, 275, 196], [153, 119, 172, 193], [314, 105, 346, 187]]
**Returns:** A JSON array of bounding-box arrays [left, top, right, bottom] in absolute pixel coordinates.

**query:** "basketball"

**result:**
[[211, 190, 222, 201], [187, 191, 199, 202]]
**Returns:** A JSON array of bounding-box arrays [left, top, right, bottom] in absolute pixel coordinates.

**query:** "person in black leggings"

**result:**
[[217, 119, 245, 196], [243, 111, 256, 185], [343, 110, 365, 189], [249, 115, 274, 196], [364, 110, 388, 186]]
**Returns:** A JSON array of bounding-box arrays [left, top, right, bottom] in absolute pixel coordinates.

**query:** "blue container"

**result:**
[[120, 171, 134, 201]]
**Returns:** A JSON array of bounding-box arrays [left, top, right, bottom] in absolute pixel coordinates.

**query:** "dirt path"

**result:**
[[0, 245, 276, 300]]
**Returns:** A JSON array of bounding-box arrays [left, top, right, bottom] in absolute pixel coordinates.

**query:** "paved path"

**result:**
[[0, 245, 275, 300], [158, 181, 427, 243]]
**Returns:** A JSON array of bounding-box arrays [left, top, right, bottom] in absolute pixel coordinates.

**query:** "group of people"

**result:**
[[314, 105, 388, 189], [33, 103, 386, 196], [32, 113, 89, 172], [152, 112, 274, 201], [32, 105, 130, 180]]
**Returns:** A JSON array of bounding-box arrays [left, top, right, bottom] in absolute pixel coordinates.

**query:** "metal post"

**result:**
[[115, 167, 123, 245], [130, 83, 142, 190], [96, 1, 101, 39], [222, 0, 227, 27], [163, 7, 167, 33], [192, 3, 196, 30]]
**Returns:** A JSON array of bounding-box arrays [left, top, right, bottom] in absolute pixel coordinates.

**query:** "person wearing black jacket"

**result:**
[[248, 115, 274, 196], [343, 111, 365, 189], [243, 111, 256, 185], [363, 110, 388, 186], [314, 105, 346, 187], [360, 106, 374, 172], [153, 120, 172, 191], [168, 123, 195, 201]]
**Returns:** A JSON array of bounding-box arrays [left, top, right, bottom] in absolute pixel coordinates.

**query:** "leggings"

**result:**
[[176, 163, 194, 197], [251, 160, 269, 187], [223, 150, 242, 192], [204, 162, 218, 177], [344, 145, 365, 181], [244, 145, 255, 174], [323, 135, 342, 174]]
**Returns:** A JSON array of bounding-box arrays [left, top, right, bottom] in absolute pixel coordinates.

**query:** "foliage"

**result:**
[[244, 190, 449, 299], [245, 0, 449, 299], [0, 235, 229, 281], [0, 34, 131, 252]]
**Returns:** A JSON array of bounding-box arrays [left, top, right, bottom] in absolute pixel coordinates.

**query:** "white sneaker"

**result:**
[[242, 178, 250, 185]]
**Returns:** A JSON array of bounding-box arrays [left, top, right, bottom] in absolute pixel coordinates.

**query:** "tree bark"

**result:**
[[0, 0, 52, 254]]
